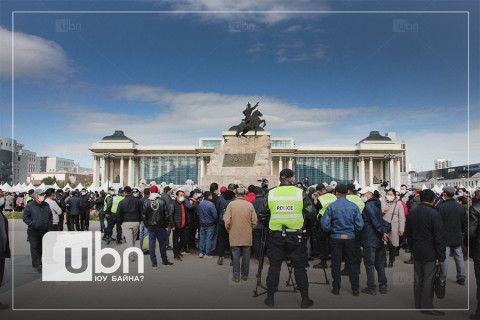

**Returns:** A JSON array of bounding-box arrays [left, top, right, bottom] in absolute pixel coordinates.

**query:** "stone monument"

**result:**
[[200, 102, 276, 188]]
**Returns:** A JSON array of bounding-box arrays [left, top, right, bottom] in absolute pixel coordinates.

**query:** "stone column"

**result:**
[[369, 157, 374, 186], [109, 158, 114, 186], [92, 156, 99, 188], [395, 158, 401, 188], [288, 157, 293, 170], [119, 156, 124, 186], [380, 160, 384, 182], [128, 156, 133, 186], [279, 157, 283, 173], [389, 159, 395, 187], [360, 157, 365, 186], [270, 158, 273, 176], [200, 157, 205, 179], [101, 157, 107, 187]]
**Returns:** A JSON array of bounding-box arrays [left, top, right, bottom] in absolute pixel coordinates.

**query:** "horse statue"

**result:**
[[235, 109, 267, 137]]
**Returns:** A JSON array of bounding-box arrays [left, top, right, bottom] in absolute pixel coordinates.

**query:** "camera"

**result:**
[[257, 178, 269, 190]]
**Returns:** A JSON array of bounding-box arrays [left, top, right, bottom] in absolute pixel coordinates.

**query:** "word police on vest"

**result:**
[[42, 231, 144, 282]]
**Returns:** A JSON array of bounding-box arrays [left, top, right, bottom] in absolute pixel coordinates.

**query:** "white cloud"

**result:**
[[0, 26, 76, 82], [146, 0, 330, 25], [246, 42, 265, 54]]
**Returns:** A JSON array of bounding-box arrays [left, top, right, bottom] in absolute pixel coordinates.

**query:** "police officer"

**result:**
[[260, 168, 316, 309], [321, 183, 364, 296], [105, 187, 125, 245], [313, 184, 336, 269]]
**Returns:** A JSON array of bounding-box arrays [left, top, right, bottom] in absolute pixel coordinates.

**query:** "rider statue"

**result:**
[[234, 101, 266, 137]]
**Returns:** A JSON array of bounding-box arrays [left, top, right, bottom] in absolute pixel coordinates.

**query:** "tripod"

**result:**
[[253, 228, 298, 297]]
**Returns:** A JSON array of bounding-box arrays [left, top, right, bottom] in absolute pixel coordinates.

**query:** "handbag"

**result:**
[[434, 262, 446, 299], [384, 202, 397, 234]]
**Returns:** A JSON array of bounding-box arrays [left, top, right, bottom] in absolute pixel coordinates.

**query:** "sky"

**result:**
[[0, 0, 478, 172]]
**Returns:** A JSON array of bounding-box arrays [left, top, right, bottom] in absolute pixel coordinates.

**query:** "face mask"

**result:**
[[386, 195, 395, 202], [179, 196, 185, 202], [400, 190, 406, 195], [81, 192, 86, 196], [0, 198, 4, 206], [408, 190, 413, 196], [109, 191, 114, 195], [396, 195, 400, 200], [133, 193, 138, 197], [38, 196, 45, 202], [361, 197, 367, 203], [442, 196, 446, 201], [458, 192, 463, 197]]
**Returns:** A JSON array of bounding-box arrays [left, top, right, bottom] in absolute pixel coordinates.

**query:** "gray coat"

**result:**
[[381, 199, 405, 247]]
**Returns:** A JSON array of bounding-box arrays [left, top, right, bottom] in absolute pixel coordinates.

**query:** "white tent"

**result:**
[[421, 184, 428, 190], [459, 184, 465, 189], [13, 183, 22, 192], [1, 183, 12, 192], [53, 182, 60, 190], [432, 185, 442, 194], [75, 182, 84, 190], [87, 185, 97, 192], [37, 183, 46, 191], [26, 183, 35, 191], [63, 183, 73, 191]]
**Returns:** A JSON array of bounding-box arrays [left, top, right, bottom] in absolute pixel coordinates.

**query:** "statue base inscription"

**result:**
[[201, 135, 275, 188]]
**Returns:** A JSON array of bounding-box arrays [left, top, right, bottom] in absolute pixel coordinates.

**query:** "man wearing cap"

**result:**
[[161, 186, 175, 250], [313, 183, 335, 269], [117, 186, 143, 262], [105, 188, 125, 245], [260, 168, 316, 309], [359, 186, 388, 295], [405, 189, 445, 315], [65, 191, 82, 231], [438, 185, 467, 285], [224, 187, 257, 282], [79, 188, 91, 231], [23, 189, 53, 271], [321, 183, 364, 296]]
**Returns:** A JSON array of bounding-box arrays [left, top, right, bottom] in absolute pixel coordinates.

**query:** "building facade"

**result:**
[[0, 137, 38, 184], [434, 158, 453, 170], [90, 130, 408, 189], [410, 163, 480, 189]]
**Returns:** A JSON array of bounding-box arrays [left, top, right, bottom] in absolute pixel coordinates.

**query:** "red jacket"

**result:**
[[245, 192, 256, 202]]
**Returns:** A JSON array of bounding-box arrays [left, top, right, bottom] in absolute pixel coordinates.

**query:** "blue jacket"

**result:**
[[216, 190, 236, 226], [321, 196, 363, 239], [23, 200, 53, 231], [198, 199, 218, 226], [361, 198, 386, 248], [66, 195, 81, 216]]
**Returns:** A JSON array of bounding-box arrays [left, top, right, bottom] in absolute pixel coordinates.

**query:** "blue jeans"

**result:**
[[441, 245, 466, 281], [139, 221, 149, 253], [363, 246, 387, 290], [199, 225, 215, 256], [147, 226, 168, 264], [231, 246, 251, 278]]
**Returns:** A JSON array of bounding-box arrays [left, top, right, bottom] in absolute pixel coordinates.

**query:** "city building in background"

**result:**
[[409, 163, 480, 189], [90, 130, 409, 189], [434, 158, 453, 169], [0, 137, 38, 184]]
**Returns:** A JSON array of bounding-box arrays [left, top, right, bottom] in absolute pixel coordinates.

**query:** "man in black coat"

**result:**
[[251, 187, 266, 261], [0, 189, 11, 309], [438, 186, 466, 285], [79, 188, 91, 231], [405, 189, 446, 316]]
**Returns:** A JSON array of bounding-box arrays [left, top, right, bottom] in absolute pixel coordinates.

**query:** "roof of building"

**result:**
[[101, 131, 136, 143], [359, 131, 392, 143]]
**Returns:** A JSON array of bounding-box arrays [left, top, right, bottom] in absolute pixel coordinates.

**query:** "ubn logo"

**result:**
[[42, 231, 144, 282]]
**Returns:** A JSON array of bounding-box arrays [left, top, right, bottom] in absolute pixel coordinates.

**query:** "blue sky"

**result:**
[[0, 0, 478, 172]]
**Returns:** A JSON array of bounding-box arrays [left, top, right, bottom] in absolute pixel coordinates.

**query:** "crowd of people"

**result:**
[[0, 173, 479, 316]]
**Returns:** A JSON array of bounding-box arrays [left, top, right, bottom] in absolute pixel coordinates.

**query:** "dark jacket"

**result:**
[[23, 200, 53, 231], [361, 198, 385, 248], [66, 195, 81, 216], [469, 201, 480, 261], [0, 211, 11, 259], [117, 195, 142, 223], [217, 190, 236, 226], [161, 192, 175, 217], [407, 194, 420, 212], [80, 194, 91, 212], [405, 203, 446, 262], [95, 196, 105, 211], [142, 193, 171, 228], [198, 199, 218, 226], [251, 195, 266, 229], [438, 198, 467, 247], [172, 200, 188, 229]]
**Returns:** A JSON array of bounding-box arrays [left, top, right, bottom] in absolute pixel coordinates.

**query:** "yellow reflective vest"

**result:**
[[318, 193, 337, 219], [267, 186, 304, 231], [347, 194, 365, 213], [111, 195, 125, 214]]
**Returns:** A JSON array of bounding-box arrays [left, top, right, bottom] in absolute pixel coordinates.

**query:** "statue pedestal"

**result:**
[[201, 134, 276, 189]]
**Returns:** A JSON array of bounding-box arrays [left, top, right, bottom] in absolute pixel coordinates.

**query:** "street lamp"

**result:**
[[104, 152, 116, 191]]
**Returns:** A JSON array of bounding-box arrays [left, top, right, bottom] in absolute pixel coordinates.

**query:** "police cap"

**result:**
[[280, 168, 294, 179]]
